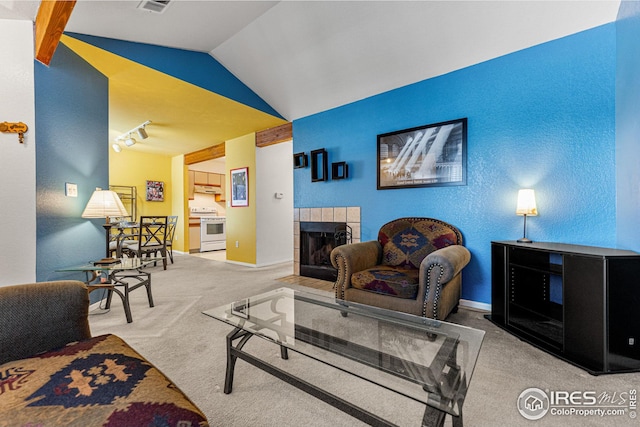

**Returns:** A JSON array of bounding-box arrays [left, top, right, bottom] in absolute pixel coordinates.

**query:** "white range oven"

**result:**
[[200, 216, 226, 252]]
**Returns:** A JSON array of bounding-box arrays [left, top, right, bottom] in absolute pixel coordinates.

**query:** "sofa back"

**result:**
[[0, 280, 91, 365], [378, 217, 463, 269]]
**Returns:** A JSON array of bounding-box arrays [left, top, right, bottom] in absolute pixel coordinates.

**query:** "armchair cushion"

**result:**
[[351, 266, 420, 299], [380, 218, 461, 268]]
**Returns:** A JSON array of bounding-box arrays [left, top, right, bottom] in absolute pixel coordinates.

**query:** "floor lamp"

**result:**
[[82, 188, 129, 259]]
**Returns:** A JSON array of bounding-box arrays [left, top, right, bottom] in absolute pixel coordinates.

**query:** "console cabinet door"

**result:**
[[563, 255, 605, 371], [608, 258, 640, 370]]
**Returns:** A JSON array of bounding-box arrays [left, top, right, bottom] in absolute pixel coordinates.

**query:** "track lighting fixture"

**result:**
[[137, 127, 148, 139], [113, 120, 152, 152]]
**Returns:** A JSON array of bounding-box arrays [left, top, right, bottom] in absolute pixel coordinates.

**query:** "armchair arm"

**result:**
[[420, 245, 471, 319], [0, 280, 91, 364], [330, 241, 382, 299], [421, 245, 471, 283]]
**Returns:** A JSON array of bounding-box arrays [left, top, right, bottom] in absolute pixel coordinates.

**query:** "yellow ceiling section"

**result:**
[[61, 34, 286, 157]]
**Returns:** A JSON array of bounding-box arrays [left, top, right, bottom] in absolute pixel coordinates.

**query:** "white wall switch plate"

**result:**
[[65, 182, 78, 197]]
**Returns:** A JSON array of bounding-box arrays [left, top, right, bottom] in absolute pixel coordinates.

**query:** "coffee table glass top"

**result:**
[[203, 287, 485, 416], [57, 257, 164, 272]]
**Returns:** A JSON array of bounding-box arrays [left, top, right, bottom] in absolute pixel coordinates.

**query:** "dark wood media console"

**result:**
[[487, 241, 640, 375]]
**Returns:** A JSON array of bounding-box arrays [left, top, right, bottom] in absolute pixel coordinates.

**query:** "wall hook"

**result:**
[[0, 122, 28, 143]]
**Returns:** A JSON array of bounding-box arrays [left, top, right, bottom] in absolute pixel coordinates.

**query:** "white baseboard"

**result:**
[[224, 259, 293, 268], [224, 260, 256, 267], [255, 258, 294, 268], [460, 299, 491, 312]]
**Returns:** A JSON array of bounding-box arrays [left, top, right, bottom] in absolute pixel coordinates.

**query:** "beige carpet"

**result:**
[[88, 254, 640, 427]]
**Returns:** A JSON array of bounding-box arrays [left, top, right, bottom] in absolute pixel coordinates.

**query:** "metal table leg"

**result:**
[[103, 268, 153, 323], [222, 326, 399, 427], [224, 327, 253, 394]]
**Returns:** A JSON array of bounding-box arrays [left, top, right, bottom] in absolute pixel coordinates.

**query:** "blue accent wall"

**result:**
[[35, 43, 110, 283], [293, 25, 617, 304], [65, 33, 283, 119], [616, 2, 640, 251]]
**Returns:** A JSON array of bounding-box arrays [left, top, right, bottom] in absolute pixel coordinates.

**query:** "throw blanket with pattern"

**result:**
[[0, 334, 208, 427]]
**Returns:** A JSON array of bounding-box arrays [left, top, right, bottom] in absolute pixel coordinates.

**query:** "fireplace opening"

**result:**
[[300, 222, 351, 282]]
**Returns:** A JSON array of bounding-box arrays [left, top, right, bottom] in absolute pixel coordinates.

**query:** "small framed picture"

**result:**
[[146, 180, 164, 201], [230, 167, 249, 207]]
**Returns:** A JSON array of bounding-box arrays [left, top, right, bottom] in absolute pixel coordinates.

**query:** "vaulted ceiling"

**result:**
[[0, 1, 622, 155]]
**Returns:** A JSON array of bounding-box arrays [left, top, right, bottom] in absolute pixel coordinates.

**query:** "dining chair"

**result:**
[[123, 216, 168, 270], [165, 215, 178, 264], [108, 219, 138, 258]]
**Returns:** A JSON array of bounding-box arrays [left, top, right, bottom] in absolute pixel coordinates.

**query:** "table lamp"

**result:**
[[82, 188, 129, 258], [516, 189, 538, 243]]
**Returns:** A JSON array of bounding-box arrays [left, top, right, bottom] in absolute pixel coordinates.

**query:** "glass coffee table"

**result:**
[[203, 287, 485, 427], [57, 257, 162, 323]]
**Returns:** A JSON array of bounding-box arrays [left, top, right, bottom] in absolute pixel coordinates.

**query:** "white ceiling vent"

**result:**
[[137, 0, 172, 14]]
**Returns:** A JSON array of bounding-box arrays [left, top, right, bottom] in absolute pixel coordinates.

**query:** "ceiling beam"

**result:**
[[184, 122, 292, 165], [256, 123, 292, 147], [35, 0, 77, 66], [184, 142, 226, 165]]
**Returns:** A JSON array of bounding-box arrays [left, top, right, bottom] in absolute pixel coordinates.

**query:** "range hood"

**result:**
[[194, 185, 221, 194]]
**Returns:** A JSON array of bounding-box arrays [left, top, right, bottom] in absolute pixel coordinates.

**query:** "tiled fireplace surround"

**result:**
[[293, 207, 361, 276]]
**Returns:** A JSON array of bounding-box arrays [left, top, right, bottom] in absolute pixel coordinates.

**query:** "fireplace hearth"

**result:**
[[299, 221, 351, 281]]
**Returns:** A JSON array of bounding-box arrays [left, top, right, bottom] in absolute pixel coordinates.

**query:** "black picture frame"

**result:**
[[377, 118, 467, 190], [293, 152, 308, 169], [331, 162, 348, 180], [311, 148, 328, 182]]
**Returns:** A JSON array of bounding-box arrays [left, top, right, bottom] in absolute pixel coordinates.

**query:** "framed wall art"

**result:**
[[377, 118, 467, 190], [230, 167, 249, 207], [145, 180, 164, 201]]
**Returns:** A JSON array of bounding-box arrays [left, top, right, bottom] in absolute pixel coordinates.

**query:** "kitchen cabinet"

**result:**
[[189, 170, 226, 201], [488, 241, 640, 374], [216, 177, 226, 202], [189, 221, 201, 252], [194, 171, 208, 185], [208, 173, 221, 186]]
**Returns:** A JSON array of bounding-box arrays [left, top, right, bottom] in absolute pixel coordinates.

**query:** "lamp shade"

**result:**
[[516, 189, 538, 216], [81, 189, 129, 219]]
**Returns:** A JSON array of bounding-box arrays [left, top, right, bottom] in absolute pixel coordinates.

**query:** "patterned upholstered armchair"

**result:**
[[330, 217, 470, 320]]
